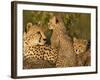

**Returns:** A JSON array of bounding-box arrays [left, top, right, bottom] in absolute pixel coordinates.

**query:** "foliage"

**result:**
[[23, 10, 90, 40]]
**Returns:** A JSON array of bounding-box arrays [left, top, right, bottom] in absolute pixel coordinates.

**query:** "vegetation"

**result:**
[[23, 10, 90, 40]]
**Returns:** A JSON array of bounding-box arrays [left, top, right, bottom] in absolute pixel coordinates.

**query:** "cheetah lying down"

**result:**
[[24, 45, 58, 68], [23, 23, 58, 69]]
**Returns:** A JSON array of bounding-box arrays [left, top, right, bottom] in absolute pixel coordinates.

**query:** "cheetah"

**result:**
[[24, 45, 58, 65], [73, 37, 88, 55], [24, 22, 47, 54], [24, 22, 47, 47], [48, 16, 77, 67], [73, 37, 91, 66], [23, 22, 58, 69]]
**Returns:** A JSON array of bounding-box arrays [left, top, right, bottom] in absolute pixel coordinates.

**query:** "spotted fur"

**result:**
[[23, 23, 58, 68]]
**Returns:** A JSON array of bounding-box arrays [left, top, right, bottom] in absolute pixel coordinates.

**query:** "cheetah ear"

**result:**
[[83, 40, 88, 45], [26, 22, 33, 33], [73, 37, 77, 42], [52, 16, 57, 24]]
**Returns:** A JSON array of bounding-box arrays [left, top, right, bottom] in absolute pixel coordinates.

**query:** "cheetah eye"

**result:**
[[37, 31, 40, 34]]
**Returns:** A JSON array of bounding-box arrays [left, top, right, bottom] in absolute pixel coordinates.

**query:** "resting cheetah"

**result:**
[[48, 16, 76, 67], [23, 22, 58, 68], [24, 45, 58, 64], [73, 37, 91, 66]]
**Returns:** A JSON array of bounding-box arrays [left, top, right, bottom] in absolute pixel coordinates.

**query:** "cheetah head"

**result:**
[[73, 37, 88, 55], [24, 22, 47, 46], [48, 16, 59, 30]]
